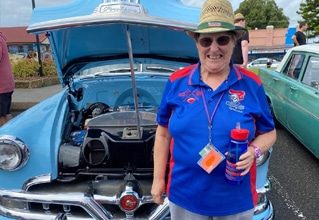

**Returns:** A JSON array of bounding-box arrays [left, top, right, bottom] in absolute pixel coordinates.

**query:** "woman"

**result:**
[[151, 0, 276, 219], [0, 32, 15, 126]]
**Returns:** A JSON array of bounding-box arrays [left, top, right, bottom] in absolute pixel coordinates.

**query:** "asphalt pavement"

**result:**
[[12, 84, 62, 111]]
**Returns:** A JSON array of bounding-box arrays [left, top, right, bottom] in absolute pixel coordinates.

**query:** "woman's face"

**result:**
[[196, 32, 236, 75]]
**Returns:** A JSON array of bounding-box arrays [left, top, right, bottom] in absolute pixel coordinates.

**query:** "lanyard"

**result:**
[[200, 88, 225, 144]]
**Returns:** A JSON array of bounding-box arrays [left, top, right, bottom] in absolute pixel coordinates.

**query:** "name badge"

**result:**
[[198, 143, 225, 173]]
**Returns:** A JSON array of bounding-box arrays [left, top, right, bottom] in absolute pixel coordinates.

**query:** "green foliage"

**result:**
[[43, 60, 57, 76], [12, 59, 57, 79], [12, 59, 40, 78], [235, 0, 289, 29], [297, 0, 319, 38]]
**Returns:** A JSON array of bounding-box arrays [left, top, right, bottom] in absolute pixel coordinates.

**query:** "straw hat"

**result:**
[[188, 0, 244, 38], [234, 13, 245, 21]]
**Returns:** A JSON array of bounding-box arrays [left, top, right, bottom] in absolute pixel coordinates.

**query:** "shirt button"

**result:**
[[208, 88, 212, 91]]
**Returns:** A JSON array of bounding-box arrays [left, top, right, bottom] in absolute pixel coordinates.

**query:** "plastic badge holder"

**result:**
[[198, 145, 225, 174]]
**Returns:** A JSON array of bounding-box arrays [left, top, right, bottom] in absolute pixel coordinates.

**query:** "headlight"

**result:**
[[0, 135, 29, 171]]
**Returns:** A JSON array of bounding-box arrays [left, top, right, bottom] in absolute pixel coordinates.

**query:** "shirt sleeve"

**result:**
[[254, 85, 275, 133], [156, 79, 173, 126], [242, 31, 249, 43]]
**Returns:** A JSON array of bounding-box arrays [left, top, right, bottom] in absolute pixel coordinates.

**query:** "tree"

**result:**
[[235, 0, 289, 30], [297, 0, 319, 38]]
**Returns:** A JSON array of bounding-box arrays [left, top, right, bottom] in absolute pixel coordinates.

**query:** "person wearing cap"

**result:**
[[0, 32, 15, 126], [231, 13, 249, 68], [151, 0, 277, 219]]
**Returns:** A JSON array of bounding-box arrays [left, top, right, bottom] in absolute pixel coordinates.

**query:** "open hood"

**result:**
[[27, 0, 200, 85]]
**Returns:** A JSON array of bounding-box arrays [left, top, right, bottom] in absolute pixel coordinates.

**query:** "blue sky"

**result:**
[[0, 0, 302, 27]]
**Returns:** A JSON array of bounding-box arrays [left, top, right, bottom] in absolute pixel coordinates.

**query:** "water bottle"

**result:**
[[225, 123, 249, 184]]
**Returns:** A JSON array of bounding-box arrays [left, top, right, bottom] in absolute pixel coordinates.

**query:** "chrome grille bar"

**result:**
[[0, 190, 112, 220]]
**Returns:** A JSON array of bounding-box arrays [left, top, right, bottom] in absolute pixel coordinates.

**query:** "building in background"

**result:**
[[0, 27, 49, 59], [248, 26, 296, 61]]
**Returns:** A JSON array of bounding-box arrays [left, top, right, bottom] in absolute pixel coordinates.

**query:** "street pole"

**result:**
[[31, 0, 43, 76]]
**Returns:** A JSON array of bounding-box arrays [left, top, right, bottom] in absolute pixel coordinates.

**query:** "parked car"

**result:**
[[259, 44, 319, 159], [0, 0, 273, 219], [247, 57, 280, 69]]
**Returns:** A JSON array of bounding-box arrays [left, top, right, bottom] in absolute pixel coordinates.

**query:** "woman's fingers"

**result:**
[[237, 149, 255, 175]]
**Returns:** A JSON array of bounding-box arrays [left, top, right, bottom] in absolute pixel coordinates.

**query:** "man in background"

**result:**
[[0, 32, 15, 126], [292, 21, 308, 46], [232, 13, 249, 68]]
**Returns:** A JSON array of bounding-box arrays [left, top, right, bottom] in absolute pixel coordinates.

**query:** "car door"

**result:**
[[286, 55, 319, 157], [261, 56, 299, 127], [269, 53, 305, 128]]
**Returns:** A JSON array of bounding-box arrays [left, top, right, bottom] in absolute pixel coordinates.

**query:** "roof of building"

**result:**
[[0, 26, 47, 44]]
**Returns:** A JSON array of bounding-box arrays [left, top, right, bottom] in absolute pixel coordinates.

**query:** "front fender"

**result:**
[[0, 91, 68, 189]]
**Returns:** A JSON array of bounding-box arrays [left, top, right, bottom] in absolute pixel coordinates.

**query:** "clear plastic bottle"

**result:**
[[225, 123, 249, 184]]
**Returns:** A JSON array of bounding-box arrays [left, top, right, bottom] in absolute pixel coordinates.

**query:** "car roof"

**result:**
[[290, 44, 319, 54]]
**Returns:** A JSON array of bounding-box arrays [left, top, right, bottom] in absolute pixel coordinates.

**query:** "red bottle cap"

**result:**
[[231, 128, 249, 140]]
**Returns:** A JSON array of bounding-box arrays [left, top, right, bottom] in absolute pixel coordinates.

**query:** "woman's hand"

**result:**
[[151, 179, 166, 204], [236, 147, 255, 176]]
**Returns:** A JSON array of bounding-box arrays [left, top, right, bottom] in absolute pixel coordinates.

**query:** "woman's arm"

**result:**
[[151, 125, 171, 204], [237, 128, 277, 175]]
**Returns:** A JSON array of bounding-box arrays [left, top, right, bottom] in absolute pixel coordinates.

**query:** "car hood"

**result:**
[[27, 0, 200, 85]]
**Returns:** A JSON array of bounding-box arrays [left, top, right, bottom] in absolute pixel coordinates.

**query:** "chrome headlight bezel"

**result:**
[[0, 135, 29, 171]]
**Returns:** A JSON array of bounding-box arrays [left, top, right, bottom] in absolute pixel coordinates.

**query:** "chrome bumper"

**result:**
[[0, 190, 169, 220], [0, 180, 272, 220]]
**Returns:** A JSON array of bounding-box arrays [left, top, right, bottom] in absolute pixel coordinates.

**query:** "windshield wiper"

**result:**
[[146, 66, 176, 72], [109, 67, 137, 73]]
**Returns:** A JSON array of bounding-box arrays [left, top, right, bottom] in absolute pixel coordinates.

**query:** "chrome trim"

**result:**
[[148, 197, 170, 220], [27, 11, 196, 34], [254, 195, 268, 214], [256, 149, 270, 166], [0, 135, 29, 171], [0, 190, 112, 220], [266, 201, 274, 220], [0, 190, 169, 220], [255, 200, 274, 220], [257, 179, 271, 194], [22, 174, 51, 191]]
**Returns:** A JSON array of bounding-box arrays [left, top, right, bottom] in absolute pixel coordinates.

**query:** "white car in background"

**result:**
[[247, 57, 280, 69]]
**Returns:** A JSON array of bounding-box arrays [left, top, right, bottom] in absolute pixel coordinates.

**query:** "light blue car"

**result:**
[[0, 0, 273, 219]]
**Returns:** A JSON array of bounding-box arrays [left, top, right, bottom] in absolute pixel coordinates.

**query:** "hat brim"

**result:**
[[187, 27, 244, 39]]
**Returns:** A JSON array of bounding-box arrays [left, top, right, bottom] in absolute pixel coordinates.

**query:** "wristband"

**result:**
[[250, 144, 262, 159]]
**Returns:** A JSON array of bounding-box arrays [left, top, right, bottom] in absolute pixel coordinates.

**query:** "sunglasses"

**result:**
[[198, 35, 231, 47]]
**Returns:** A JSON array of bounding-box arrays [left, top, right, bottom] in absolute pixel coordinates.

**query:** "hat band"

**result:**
[[197, 21, 235, 31]]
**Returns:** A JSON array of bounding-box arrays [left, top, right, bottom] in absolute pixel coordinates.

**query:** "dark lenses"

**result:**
[[199, 35, 231, 47]]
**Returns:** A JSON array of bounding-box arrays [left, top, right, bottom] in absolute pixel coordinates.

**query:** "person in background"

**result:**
[[151, 0, 277, 219], [292, 21, 308, 46], [232, 13, 249, 68], [0, 32, 15, 126]]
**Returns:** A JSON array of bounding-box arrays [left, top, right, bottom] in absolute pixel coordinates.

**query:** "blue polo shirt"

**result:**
[[157, 63, 275, 216]]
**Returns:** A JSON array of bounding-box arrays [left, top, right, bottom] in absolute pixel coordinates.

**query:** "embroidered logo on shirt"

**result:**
[[178, 89, 202, 104], [226, 89, 245, 113]]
